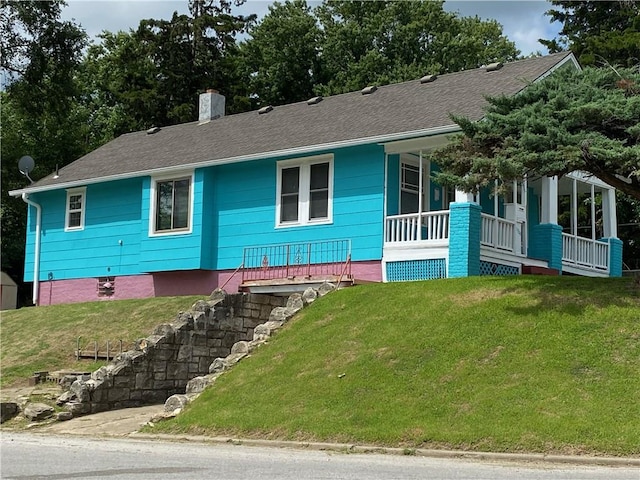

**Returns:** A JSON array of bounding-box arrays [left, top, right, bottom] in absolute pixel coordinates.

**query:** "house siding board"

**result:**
[[24, 179, 143, 282], [139, 171, 205, 272], [213, 145, 385, 270], [199, 168, 217, 269], [386, 155, 400, 215], [527, 187, 540, 239]]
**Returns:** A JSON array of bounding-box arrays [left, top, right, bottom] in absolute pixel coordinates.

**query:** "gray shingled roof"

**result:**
[[12, 52, 575, 195]]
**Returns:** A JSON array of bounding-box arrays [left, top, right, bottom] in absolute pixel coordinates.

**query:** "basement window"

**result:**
[[97, 277, 115, 297]]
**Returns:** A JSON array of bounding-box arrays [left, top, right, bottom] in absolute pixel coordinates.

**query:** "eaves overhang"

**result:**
[[9, 124, 461, 197]]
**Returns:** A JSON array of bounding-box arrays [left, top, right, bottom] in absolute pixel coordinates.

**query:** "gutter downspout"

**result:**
[[21, 193, 41, 306]]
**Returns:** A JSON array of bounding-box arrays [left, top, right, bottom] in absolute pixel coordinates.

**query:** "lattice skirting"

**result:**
[[479, 260, 520, 276], [386, 259, 447, 282]]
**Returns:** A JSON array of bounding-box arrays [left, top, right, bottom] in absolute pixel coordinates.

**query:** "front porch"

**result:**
[[380, 136, 621, 281], [383, 207, 616, 280]]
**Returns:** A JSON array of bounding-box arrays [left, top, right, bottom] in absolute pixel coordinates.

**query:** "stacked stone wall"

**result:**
[[58, 292, 286, 415]]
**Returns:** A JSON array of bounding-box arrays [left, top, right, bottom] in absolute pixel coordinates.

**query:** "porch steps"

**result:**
[[522, 265, 559, 276]]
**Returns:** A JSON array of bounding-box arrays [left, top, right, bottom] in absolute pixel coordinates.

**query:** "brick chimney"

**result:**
[[198, 89, 225, 124]]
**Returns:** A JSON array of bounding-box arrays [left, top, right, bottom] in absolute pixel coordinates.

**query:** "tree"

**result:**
[[315, 0, 519, 95], [538, 1, 640, 270], [431, 66, 640, 200], [539, 1, 640, 67], [1, 0, 88, 306], [80, 1, 256, 134], [239, 0, 322, 107], [80, 31, 159, 144]]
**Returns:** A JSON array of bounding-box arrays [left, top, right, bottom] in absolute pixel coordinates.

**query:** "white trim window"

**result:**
[[65, 187, 86, 231], [276, 155, 333, 227], [149, 173, 193, 235]]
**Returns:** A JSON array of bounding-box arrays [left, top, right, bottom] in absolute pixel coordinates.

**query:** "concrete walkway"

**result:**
[[38, 404, 165, 436]]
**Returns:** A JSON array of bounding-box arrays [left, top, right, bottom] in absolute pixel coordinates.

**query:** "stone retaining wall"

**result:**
[[57, 292, 286, 415]]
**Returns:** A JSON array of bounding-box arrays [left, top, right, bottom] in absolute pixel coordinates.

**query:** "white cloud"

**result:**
[[443, 0, 561, 55]]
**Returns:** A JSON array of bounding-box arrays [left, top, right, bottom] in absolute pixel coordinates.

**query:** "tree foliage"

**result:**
[[539, 0, 640, 67], [239, 0, 322, 106], [432, 66, 640, 201], [1, 0, 88, 305], [314, 0, 519, 95], [239, 0, 519, 102]]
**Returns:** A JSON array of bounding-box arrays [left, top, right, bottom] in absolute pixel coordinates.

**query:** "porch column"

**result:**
[[540, 176, 558, 224], [448, 202, 481, 277], [600, 187, 622, 277], [604, 238, 623, 277], [601, 188, 618, 238], [529, 176, 562, 272]]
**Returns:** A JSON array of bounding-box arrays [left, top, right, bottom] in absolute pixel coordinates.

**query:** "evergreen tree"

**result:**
[[540, 0, 640, 66]]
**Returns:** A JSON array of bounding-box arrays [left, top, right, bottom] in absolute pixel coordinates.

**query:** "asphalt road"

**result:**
[[2, 433, 639, 480]]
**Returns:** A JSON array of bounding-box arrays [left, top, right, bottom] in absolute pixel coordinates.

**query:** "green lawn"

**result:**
[[2, 276, 638, 455], [0, 296, 202, 387], [150, 276, 640, 456]]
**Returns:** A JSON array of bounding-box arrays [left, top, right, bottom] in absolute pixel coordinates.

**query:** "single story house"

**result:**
[[10, 51, 622, 305]]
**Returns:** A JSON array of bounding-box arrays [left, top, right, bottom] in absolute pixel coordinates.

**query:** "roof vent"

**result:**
[[258, 105, 273, 115], [485, 62, 503, 72], [307, 96, 323, 105], [146, 126, 161, 135], [361, 85, 377, 95], [420, 74, 437, 84]]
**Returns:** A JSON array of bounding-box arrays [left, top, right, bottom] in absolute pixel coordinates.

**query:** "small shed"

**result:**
[[1, 272, 18, 310]]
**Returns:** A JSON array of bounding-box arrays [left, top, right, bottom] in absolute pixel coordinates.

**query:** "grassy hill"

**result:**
[[1, 276, 638, 456], [150, 276, 639, 456], [0, 295, 202, 387]]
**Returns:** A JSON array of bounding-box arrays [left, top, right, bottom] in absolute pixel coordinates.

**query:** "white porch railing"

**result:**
[[562, 233, 609, 271], [481, 214, 517, 253], [385, 211, 450, 243]]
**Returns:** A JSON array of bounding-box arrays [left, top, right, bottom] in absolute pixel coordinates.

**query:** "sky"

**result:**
[[60, 0, 562, 57]]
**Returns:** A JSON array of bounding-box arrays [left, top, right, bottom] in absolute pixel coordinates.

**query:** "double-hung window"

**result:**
[[150, 174, 193, 235], [65, 187, 86, 231], [277, 155, 333, 227]]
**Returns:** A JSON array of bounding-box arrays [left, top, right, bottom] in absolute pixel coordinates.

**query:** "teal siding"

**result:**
[[212, 144, 385, 270], [527, 187, 540, 245], [200, 168, 217, 269], [386, 154, 400, 215], [24, 144, 387, 282], [25, 178, 143, 281], [139, 172, 205, 272]]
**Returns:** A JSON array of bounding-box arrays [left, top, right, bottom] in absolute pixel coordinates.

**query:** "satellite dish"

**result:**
[[18, 155, 35, 184]]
